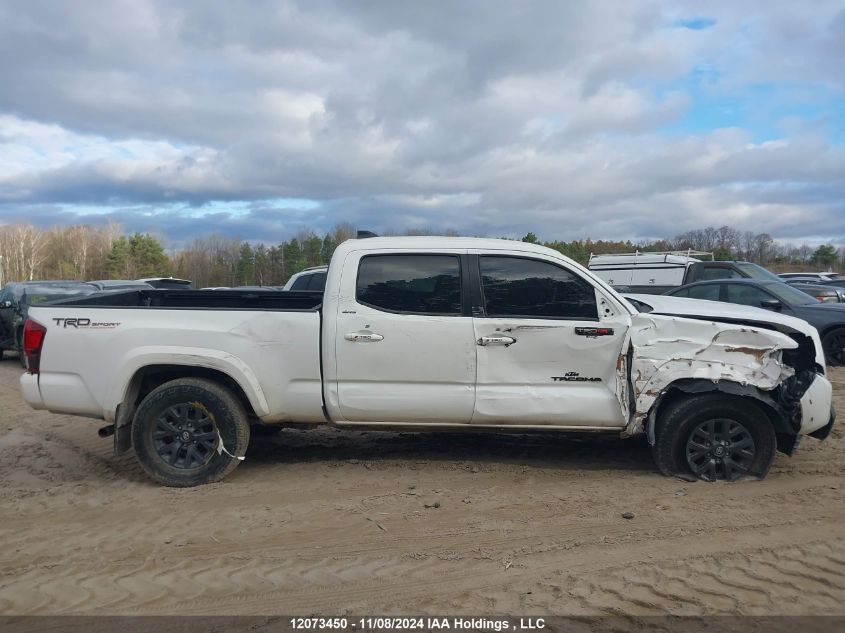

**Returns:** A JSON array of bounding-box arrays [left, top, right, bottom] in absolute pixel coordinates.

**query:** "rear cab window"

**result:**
[[356, 254, 462, 315]]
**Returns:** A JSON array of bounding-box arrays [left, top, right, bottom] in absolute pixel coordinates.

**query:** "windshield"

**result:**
[[767, 282, 820, 306], [734, 262, 783, 282]]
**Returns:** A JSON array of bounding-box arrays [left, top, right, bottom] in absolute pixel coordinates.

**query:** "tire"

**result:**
[[822, 327, 845, 366], [131, 378, 250, 487], [652, 394, 776, 482]]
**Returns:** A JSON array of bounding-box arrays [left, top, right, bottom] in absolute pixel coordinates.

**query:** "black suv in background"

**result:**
[[0, 281, 97, 363], [664, 278, 845, 365]]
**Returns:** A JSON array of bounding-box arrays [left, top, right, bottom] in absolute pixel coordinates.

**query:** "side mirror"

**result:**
[[760, 299, 782, 311]]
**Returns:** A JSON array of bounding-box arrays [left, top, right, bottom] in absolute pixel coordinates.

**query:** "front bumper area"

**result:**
[[799, 373, 834, 436], [809, 404, 836, 441]]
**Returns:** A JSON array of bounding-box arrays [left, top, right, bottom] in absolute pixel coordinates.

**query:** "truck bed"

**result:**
[[51, 289, 323, 311]]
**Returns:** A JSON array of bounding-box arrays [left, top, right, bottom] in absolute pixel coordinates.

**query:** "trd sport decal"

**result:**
[[52, 318, 121, 329], [552, 371, 601, 382]]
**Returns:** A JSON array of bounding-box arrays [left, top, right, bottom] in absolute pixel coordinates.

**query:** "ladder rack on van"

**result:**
[[588, 250, 714, 265]]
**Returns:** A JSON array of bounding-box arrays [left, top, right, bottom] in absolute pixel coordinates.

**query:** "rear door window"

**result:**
[[356, 255, 462, 315]]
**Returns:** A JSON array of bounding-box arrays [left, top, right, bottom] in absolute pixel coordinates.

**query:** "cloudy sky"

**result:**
[[1, 0, 844, 246]]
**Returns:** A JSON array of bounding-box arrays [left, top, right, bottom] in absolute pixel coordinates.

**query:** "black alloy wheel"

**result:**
[[131, 377, 250, 487], [152, 403, 218, 470], [685, 418, 756, 482], [651, 394, 776, 482]]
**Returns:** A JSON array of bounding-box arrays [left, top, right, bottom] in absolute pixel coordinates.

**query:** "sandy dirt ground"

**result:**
[[0, 357, 844, 617]]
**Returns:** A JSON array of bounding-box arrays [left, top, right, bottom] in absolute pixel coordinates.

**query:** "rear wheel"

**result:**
[[132, 378, 250, 487], [652, 394, 776, 482], [822, 327, 845, 366]]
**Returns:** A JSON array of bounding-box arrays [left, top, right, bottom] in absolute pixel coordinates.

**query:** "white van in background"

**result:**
[[588, 251, 782, 294]]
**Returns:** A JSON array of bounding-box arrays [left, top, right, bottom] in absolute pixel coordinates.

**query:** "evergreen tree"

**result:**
[[235, 243, 255, 285], [253, 244, 270, 286], [105, 236, 132, 278], [813, 244, 838, 269], [282, 238, 303, 282], [321, 234, 338, 264], [302, 234, 323, 267], [129, 233, 170, 277], [105, 233, 169, 278]]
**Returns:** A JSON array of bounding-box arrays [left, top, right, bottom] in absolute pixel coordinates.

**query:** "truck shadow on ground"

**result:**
[[241, 426, 656, 474]]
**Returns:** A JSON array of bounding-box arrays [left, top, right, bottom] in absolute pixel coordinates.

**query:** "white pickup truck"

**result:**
[[20, 237, 835, 486]]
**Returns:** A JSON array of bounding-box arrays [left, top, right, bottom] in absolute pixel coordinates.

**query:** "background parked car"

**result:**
[[786, 281, 845, 303], [588, 250, 783, 294], [816, 278, 845, 291], [136, 277, 193, 289], [0, 281, 97, 363], [664, 278, 845, 365], [778, 272, 841, 282], [87, 280, 154, 291], [283, 266, 328, 292]]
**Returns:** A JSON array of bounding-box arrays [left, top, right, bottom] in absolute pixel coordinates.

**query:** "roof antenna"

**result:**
[[357, 230, 379, 239]]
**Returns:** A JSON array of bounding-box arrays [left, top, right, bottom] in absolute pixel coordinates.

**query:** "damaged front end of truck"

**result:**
[[622, 307, 832, 456]]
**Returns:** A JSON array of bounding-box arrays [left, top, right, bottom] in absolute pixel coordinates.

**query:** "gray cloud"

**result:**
[[0, 0, 843, 246]]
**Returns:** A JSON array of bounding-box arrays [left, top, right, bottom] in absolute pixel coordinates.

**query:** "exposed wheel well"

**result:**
[[121, 364, 258, 426]]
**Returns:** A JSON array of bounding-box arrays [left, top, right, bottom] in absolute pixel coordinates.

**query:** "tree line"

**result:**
[[0, 222, 842, 288]]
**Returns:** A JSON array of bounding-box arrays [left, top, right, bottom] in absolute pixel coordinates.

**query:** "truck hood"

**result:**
[[624, 293, 823, 354]]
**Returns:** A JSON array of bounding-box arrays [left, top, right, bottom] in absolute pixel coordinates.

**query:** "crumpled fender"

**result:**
[[624, 314, 798, 437]]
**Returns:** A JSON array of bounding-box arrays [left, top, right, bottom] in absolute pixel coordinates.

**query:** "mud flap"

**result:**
[[113, 404, 133, 455], [776, 433, 801, 456]]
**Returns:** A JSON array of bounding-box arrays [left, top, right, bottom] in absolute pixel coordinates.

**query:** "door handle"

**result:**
[[477, 335, 516, 346], [345, 332, 384, 343]]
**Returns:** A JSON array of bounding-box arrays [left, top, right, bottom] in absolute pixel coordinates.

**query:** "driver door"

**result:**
[[471, 253, 630, 428]]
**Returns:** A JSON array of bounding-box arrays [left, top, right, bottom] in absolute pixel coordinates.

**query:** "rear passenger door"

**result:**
[[333, 252, 477, 424], [471, 254, 629, 428]]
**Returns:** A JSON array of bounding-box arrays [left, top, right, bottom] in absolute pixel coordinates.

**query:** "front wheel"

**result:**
[[822, 328, 845, 366], [652, 394, 776, 482], [132, 378, 250, 487]]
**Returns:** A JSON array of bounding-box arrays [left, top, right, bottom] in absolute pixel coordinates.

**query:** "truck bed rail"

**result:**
[[45, 289, 324, 311]]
